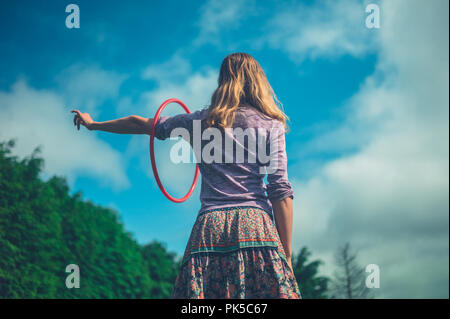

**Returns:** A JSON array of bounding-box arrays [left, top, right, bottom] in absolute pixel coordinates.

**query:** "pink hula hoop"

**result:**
[[150, 98, 199, 203]]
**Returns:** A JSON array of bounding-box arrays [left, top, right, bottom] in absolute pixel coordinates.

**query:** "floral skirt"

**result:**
[[172, 206, 301, 299]]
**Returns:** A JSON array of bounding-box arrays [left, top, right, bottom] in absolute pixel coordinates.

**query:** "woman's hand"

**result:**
[[71, 110, 94, 130], [70, 112, 154, 135]]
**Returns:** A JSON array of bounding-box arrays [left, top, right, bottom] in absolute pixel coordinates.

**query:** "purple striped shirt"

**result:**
[[154, 104, 293, 216]]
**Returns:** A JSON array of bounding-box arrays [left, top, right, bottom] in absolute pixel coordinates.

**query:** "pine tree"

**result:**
[[330, 242, 374, 299], [292, 247, 329, 299]]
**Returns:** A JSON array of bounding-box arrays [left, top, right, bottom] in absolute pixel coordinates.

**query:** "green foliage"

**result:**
[[0, 140, 177, 298], [292, 247, 330, 299], [142, 241, 181, 298]]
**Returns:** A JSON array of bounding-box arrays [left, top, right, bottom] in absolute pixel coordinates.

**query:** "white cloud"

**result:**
[[56, 64, 126, 116], [142, 55, 192, 82], [142, 70, 217, 115], [289, 0, 449, 298], [264, 0, 378, 63], [0, 80, 130, 190], [118, 55, 217, 118], [141, 54, 218, 115], [194, 0, 251, 47]]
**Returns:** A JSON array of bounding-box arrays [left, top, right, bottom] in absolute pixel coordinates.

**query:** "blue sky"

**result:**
[[0, 0, 448, 298]]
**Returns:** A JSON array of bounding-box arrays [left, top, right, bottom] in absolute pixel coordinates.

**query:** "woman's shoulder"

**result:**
[[236, 104, 283, 129], [181, 107, 209, 121]]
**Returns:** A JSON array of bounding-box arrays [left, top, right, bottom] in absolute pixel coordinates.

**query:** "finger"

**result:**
[[77, 118, 81, 130], [73, 114, 78, 126], [72, 110, 81, 123]]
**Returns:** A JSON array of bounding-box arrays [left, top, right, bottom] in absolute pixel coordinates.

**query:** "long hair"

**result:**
[[205, 53, 289, 129]]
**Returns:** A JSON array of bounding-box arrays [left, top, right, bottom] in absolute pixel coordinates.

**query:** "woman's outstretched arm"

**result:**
[[272, 196, 294, 271], [71, 110, 153, 135]]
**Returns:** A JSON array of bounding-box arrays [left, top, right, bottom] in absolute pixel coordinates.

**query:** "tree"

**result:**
[[0, 139, 180, 298], [291, 247, 330, 299], [142, 241, 181, 298], [330, 242, 373, 299], [0, 140, 65, 298]]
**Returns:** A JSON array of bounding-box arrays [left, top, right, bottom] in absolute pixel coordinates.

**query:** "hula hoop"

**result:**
[[150, 98, 199, 203]]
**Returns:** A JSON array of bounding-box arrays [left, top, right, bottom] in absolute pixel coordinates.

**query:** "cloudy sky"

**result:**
[[0, 0, 448, 298]]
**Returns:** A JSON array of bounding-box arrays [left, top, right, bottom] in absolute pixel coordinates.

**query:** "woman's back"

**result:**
[[154, 103, 293, 216]]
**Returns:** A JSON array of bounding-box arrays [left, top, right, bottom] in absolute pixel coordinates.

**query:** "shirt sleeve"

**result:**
[[153, 109, 205, 141], [265, 121, 294, 203]]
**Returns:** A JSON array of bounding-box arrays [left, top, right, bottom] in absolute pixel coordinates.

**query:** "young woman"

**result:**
[[72, 53, 301, 299]]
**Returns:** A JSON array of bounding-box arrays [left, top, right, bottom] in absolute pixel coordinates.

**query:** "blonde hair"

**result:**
[[205, 53, 289, 130]]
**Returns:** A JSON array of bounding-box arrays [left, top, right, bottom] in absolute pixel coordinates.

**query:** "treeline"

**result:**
[[0, 140, 373, 299], [0, 140, 178, 298]]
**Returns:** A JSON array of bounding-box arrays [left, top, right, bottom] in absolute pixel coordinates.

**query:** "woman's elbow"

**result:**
[[130, 115, 153, 134]]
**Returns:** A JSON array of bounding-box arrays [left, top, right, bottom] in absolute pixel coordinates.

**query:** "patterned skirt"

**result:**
[[172, 206, 301, 299]]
